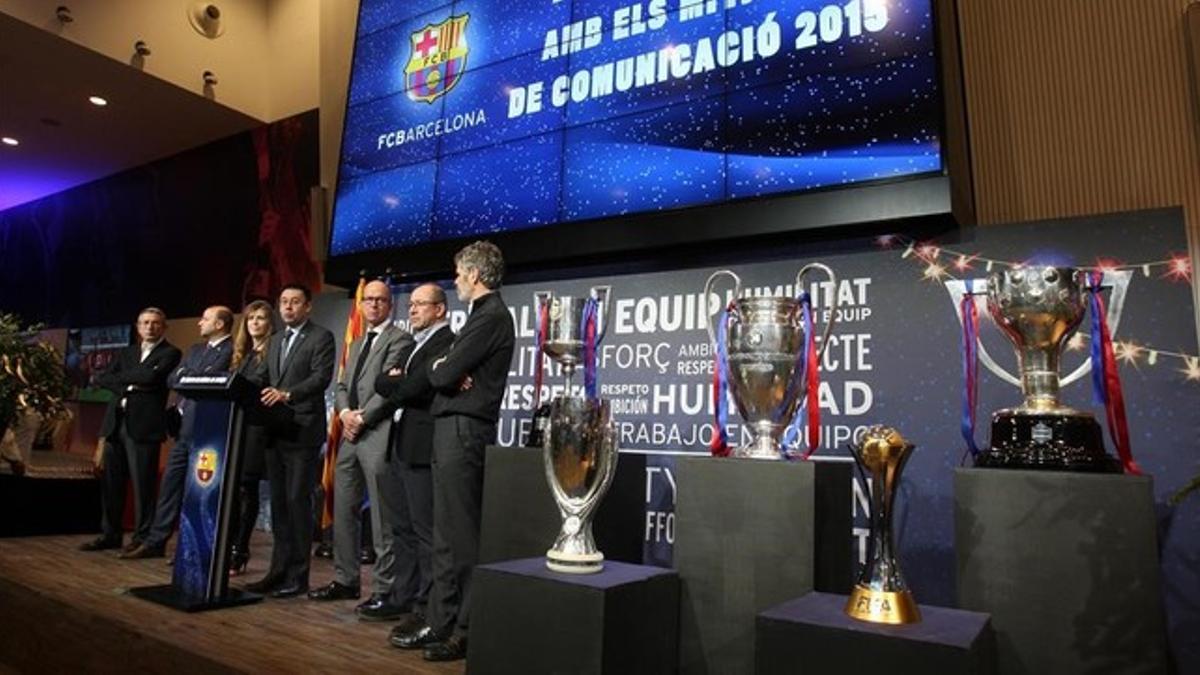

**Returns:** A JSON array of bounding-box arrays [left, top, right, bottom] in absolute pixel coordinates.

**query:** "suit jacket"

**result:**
[[430, 292, 515, 423], [334, 323, 411, 448], [97, 340, 183, 443], [168, 337, 234, 441], [266, 320, 336, 447], [370, 325, 454, 465]]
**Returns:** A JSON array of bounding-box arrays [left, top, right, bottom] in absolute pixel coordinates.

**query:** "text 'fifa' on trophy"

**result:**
[[946, 266, 1135, 472], [845, 425, 920, 625], [704, 263, 840, 460], [532, 287, 618, 573]]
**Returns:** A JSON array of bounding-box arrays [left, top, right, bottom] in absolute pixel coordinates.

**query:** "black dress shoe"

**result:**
[[313, 542, 334, 558], [307, 580, 360, 601], [120, 540, 142, 554], [244, 575, 285, 593], [118, 543, 165, 560], [423, 634, 467, 662], [389, 624, 441, 650], [270, 582, 309, 599], [79, 536, 122, 552], [355, 595, 407, 621], [388, 613, 426, 634]]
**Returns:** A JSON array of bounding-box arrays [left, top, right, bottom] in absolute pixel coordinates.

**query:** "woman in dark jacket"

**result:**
[[228, 300, 275, 574]]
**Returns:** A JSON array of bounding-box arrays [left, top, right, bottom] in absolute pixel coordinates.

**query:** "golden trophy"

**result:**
[[845, 425, 921, 624]]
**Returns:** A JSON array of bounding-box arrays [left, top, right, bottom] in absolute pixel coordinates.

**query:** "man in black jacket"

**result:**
[[360, 283, 453, 628], [392, 242, 515, 662], [121, 306, 234, 559], [82, 308, 183, 552], [245, 283, 336, 598]]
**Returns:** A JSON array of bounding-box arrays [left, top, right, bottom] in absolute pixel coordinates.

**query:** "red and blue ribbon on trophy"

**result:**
[[1087, 271, 1142, 475]]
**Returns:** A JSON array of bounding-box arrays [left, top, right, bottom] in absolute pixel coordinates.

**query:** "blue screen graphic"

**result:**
[[330, 0, 943, 256]]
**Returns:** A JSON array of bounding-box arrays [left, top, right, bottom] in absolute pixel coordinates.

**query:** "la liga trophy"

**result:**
[[845, 425, 920, 625], [704, 264, 839, 459], [532, 287, 618, 573], [946, 266, 1133, 472]]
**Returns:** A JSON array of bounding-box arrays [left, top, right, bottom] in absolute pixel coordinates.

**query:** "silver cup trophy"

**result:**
[[532, 286, 618, 573], [704, 264, 839, 459], [946, 266, 1131, 471], [542, 396, 618, 574], [533, 286, 612, 394]]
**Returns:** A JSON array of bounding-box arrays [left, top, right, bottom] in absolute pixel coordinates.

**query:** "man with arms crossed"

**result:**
[[362, 283, 454, 631], [392, 242, 515, 662], [245, 284, 335, 598], [82, 308, 182, 552], [309, 280, 411, 604]]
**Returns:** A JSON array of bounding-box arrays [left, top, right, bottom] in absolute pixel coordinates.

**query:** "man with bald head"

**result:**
[[122, 305, 235, 559], [358, 283, 454, 627], [309, 280, 412, 603]]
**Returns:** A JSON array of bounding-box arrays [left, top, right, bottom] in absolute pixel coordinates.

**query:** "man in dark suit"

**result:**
[[244, 284, 335, 598], [82, 308, 183, 552], [120, 306, 235, 559], [392, 242, 515, 662], [309, 280, 411, 603], [358, 283, 453, 628]]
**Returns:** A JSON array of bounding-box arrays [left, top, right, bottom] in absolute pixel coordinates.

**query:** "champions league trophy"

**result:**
[[845, 425, 920, 625], [704, 264, 839, 459], [532, 287, 618, 573], [946, 266, 1132, 472]]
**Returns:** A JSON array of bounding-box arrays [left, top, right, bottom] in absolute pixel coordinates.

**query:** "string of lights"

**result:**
[[875, 234, 1200, 382]]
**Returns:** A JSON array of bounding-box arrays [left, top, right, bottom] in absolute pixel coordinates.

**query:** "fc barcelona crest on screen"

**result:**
[[405, 15, 469, 104], [194, 449, 218, 487]]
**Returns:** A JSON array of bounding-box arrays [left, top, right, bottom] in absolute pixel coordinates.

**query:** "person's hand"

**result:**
[[261, 387, 289, 407], [459, 375, 473, 391], [92, 438, 106, 477], [342, 410, 364, 441], [386, 367, 404, 377]]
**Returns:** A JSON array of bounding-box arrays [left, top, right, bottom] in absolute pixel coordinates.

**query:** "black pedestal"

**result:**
[[756, 592, 996, 675], [479, 445, 645, 564], [955, 468, 1169, 674], [674, 457, 851, 675], [468, 558, 679, 675]]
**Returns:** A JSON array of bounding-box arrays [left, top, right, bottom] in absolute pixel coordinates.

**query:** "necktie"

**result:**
[[348, 331, 377, 409], [280, 328, 296, 369]]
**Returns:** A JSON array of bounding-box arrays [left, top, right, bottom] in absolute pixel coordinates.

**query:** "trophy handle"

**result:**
[[944, 278, 1022, 387], [796, 262, 838, 360], [533, 290, 553, 326], [1060, 269, 1132, 386], [703, 270, 742, 350], [590, 285, 613, 344]]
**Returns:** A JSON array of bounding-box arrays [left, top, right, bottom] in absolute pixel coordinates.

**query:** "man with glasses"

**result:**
[[391, 242, 515, 662], [359, 283, 453, 631], [309, 280, 412, 606]]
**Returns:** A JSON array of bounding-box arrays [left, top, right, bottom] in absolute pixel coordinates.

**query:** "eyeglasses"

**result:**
[[361, 297, 390, 305], [408, 300, 441, 308]]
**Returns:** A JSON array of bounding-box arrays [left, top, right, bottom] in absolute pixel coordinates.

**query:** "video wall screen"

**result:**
[[329, 0, 945, 258]]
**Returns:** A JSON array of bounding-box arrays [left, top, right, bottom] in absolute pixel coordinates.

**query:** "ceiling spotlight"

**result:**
[[88, 95, 108, 106], [55, 5, 73, 23], [1, 137, 18, 146], [188, 3, 225, 39], [202, 70, 218, 86], [134, 40, 151, 56]]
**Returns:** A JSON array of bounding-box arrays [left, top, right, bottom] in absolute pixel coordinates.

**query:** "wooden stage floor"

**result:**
[[0, 532, 465, 674]]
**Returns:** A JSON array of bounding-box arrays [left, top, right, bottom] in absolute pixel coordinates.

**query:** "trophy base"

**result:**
[[545, 549, 605, 574], [844, 586, 921, 625], [979, 411, 1120, 473]]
